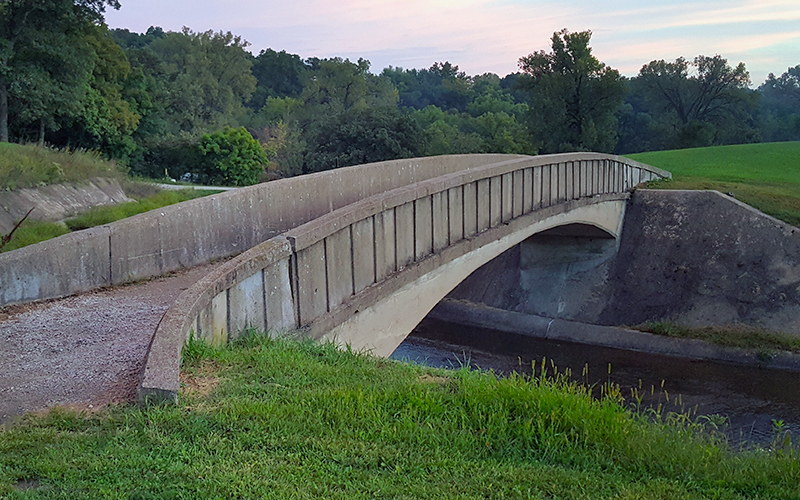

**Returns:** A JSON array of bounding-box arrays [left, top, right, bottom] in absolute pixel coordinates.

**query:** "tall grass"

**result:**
[[0, 143, 121, 190], [629, 141, 800, 226], [1, 334, 797, 498], [0, 221, 70, 253]]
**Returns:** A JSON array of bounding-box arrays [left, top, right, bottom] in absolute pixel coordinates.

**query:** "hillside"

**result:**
[[629, 141, 800, 227]]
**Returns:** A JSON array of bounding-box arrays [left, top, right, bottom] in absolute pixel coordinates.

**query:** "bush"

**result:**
[[196, 127, 269, 186]]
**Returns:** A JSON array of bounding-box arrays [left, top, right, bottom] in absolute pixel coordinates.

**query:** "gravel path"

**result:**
[[0, 262, 220, 425]]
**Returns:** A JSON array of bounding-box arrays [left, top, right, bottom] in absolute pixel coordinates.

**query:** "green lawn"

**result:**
[[628, 141, 800, 226], [0, 334, 797, 499]]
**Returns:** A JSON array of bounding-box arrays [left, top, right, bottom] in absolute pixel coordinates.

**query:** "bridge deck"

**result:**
[[0, 262, 222, 424]]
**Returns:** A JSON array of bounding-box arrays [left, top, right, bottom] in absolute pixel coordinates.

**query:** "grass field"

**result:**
[[0, 334, 798, 499], [628, 141, 800, 226]]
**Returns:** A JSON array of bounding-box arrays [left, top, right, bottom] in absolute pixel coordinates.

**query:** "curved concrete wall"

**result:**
[[139, 153, 669, 402], [1, 154, 529, 307], [600, 189, 800, 333]]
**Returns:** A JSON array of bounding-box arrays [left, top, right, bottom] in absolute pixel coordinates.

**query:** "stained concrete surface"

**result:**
[[447, 223, 619, 324], [600, 190, 800, 334], [449, 189, 800, 336]]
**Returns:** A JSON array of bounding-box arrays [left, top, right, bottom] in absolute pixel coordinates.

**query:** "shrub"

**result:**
[[196, 127, 270, 186]]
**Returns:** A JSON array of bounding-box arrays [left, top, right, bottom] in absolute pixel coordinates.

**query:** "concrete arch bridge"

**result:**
[[139, 153, 669, 401]]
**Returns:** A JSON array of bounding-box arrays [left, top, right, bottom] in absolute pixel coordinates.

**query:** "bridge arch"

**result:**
[[139, 153, 669, 402], [321, 198, 627, 357]]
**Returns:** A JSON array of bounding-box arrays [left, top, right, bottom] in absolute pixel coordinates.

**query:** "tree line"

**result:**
[[2, 1, 799, 185]]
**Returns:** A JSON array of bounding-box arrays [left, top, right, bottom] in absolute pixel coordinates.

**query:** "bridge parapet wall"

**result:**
[[1, 154, 529, 307], [139, 153, 669, 402]]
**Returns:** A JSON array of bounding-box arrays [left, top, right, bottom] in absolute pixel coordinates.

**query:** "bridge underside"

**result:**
[[317, 198, 627, 357]]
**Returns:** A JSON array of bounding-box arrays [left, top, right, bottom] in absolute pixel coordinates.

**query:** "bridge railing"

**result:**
[[139, 153, 669, 402]]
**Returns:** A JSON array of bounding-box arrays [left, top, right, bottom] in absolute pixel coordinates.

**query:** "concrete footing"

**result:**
[[429, 299, 800, 373]]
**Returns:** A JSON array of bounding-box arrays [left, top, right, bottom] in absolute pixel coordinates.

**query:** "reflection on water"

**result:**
[[390, 317, 800, 448]]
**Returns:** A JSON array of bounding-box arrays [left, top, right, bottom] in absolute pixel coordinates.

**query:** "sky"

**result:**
[[103, 0, 800, 87]]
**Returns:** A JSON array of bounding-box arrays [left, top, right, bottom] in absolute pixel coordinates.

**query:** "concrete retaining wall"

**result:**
[[429, 299, 800, 372], [139, 153, 669, 402], [599, 189, 800, 334], [445, 224, 620, 323], [0, 177, 131, 235], [444, 189, 800, 336]]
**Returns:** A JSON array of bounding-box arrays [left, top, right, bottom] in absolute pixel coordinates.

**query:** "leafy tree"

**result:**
[[635, 55, 758, 148], [252, 121, 305, 178], [247, 48, 308, 110], [382, 62, 473, 112], [143, 29, 256, 137], [303, 106, 423, 173], [412, 105, 483, 155], [468, 73, 526, 118], [518, 29, 625, 153], [0, 0, 121, 143], [122, 28, 257, 177], [758, 65, 800, 142], [468, 111, 535, 155], [111, 26, 165, 50], [296, 57, 412, 172], [196, 126, 269, 186], [300, 57, 397, 116], [47, 24, 140, 157]]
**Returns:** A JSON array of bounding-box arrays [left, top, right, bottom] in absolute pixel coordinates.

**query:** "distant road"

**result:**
[[155, 183, 237, 191]]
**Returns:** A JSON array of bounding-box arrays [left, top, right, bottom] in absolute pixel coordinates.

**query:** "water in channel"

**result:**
[[390, 317, 800, 449]]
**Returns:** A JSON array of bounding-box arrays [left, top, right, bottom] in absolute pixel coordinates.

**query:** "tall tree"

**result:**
[[300, 57, 397, 115], [247, 48, 308, 110], [0, 0, 120, 142], [636, 55, 756, 148], [303, 106, 423, 173], [142, 28, 256, 137], [758, 65, 800, 142], [382, 62, 473, 112], [49, 24, 140, 156], [122, 28, 257, 177], [518, 29, 625, 153]]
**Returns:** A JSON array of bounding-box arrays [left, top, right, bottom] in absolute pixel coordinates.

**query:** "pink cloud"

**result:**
[[104, 0, 798, 83]]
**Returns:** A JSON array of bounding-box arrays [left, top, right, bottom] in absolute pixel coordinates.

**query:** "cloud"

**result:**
[[104, 0, 799, 83]]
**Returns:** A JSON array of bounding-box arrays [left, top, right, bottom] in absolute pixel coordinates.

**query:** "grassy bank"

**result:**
[[636, 322, 800, 355], [1, 334, 798, 499], [0, 143, 121, 190], [628, 141, 800, 226], [1, 189, 217, 253]]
